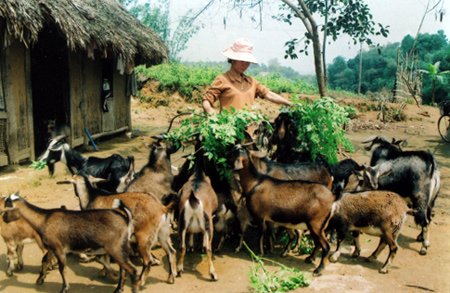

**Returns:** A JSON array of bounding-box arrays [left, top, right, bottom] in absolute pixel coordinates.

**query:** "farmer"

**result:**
[[202, 38, 292, 115]]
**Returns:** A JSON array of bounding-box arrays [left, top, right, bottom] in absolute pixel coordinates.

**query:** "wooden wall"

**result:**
[[0, 39, 132, 166], [68, 51, 85, 147], [1, 39, 33, 164]]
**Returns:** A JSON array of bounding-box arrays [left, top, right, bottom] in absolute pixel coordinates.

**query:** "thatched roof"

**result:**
[[0, 0, 168, 65]]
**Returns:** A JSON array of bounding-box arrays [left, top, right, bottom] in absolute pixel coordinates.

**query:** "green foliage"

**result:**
[[284, 97, 354, 164], [165, 108, 269, 180], [328, 31, 450, 104], [245, 242, 311, 293], [279, 232, 314, 255], [278, 0, 389, 59], [29, 160, 47, 170], [136, 62, 319, 100], [254, 73, 318, 95]]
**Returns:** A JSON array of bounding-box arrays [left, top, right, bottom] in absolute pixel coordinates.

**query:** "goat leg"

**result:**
[[205, 216, 218, 281], [56, 252, 69, 293], [158, 224, 177, 284], [16, 244, 24, 270], [36, 250, 55, 285], [177, 228, 187, 277], [351, 231, 362, 258], [5, 241, 16, 277]]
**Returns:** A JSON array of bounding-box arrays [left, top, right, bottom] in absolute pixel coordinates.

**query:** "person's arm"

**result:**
[[263, 91, 292, 106], [202, 100, 218, 115]]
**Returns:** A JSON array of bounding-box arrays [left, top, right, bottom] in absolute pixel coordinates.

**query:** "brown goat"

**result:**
[[177, 161, 219, 281], [3, 192, 138, 293], [0, 196, 48, 277], [230, 145, 337, 276], [233, 150, 333, 257], [58, 173, 177, 286], [328, 190, 420, 273], [124, 140, 176, 202]]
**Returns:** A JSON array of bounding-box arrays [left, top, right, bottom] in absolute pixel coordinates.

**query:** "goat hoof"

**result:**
[[305, 257, 314, 264], [234, 247, 241, 254], [366, 256, 376, 262], [419, 248, 428, 255], [16, 263, 23, 270], [329, 255, 339, 263], [108, 271, 120, 283], [99, 268, 107, 278], [36, 278, 44, 285], [166, 276, 175, 284], [312, 269, 323, 277], [176, 270, 183, 278], [379, 268, 388, 274], [211, 273, 218, 281], [6, 271, 13, 277]]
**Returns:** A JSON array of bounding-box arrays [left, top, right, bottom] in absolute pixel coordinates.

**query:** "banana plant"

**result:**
[[417, 61, 450, 105]]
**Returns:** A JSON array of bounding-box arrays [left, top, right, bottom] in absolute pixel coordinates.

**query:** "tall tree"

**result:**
[[117, 0, 202, 61], [278, 0, 389, 97]]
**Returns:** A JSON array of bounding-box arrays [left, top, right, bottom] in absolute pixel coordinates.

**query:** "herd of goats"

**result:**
[[0, 113, 441, 292]]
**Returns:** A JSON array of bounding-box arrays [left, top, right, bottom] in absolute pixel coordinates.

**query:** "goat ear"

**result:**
[[233, 157, 244, 171], [361, 135, 377, 144], [378, 169, 392, 179], [88, 175, 109, 184], [250, 151, 267, 159], [380, 135, 389, 143], [56, 179, 74, 185]]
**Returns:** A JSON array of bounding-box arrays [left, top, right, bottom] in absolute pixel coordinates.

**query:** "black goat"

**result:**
[[38, 135, 135, 193], [361, 136, 440, 255]]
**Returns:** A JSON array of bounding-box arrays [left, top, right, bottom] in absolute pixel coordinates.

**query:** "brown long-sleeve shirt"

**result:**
[[203, 68, 270, 112]]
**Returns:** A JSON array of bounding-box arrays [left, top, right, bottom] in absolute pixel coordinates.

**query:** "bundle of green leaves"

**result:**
[[166, 107, 270, 180], [283, 96, 355, 164], [29, 160, 47, 170]]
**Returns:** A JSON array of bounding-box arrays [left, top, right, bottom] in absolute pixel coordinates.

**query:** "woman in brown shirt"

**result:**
[[202, 38, 292, 115]]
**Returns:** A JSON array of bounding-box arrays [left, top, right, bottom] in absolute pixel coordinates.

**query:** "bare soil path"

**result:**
[[0, 96, 449, 292]]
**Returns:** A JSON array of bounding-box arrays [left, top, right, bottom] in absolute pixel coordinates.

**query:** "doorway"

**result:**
[[31, 26, 69, 156]]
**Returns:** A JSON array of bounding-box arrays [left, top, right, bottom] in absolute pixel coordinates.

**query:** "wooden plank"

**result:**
[[0, 154, 7, 166], [25, 45, 34, 160], [83, 58, 102, 136], [69, 51, 85, 147], [2, 41, 18, 163], [90, 126, 128, 140]]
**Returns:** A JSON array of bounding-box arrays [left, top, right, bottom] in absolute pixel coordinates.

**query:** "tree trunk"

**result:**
[[313, 32, 326, 97], [432, 78, 436, 105]]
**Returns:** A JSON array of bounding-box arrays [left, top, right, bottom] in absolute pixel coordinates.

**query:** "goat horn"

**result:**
[[52, 135, 67, 142], [166, 112, 207, 133]]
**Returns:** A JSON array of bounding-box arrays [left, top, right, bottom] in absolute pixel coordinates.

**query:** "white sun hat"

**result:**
[[222, 38, 258, 64]]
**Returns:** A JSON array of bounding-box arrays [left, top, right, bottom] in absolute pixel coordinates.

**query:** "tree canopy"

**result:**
[[327, 31, 450, 104]]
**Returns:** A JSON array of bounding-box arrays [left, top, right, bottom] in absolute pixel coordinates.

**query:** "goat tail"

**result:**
[[188, 191, 200, 210], [162, 193, 180, 212], [407, 209, 427, 227], [322, 202, 338, 231], [112, 199, 135, 239], [112, 199, 133, 221]]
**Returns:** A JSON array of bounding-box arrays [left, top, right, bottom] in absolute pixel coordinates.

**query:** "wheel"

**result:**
[[438, 115, 450, 142]]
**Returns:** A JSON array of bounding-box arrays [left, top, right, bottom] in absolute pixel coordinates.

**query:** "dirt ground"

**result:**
[[0, 93, 449, 293]]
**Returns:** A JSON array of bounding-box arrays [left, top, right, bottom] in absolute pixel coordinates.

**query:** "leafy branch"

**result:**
[[244, 242, 311, 292], [166, 107, 269, 180], [283, 96, 354, 164], [29, 160, 47, 170]]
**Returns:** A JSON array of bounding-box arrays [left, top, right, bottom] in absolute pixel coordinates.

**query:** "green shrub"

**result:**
[[284, 96, 355, 164]]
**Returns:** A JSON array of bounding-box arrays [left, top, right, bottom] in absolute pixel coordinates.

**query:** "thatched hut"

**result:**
[[0, 0, 168, 166]]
